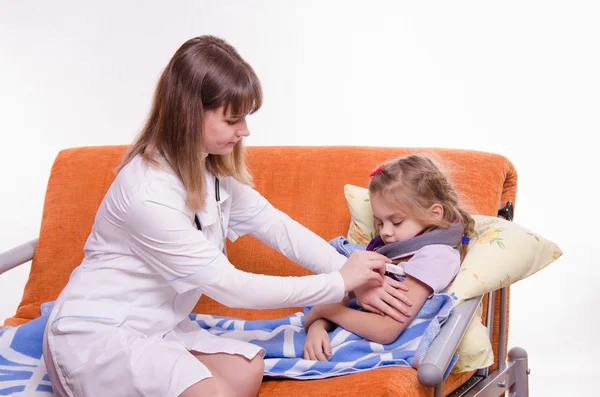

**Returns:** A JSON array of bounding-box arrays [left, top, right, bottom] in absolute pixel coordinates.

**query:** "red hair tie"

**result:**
[[370, 164, 384, 177]]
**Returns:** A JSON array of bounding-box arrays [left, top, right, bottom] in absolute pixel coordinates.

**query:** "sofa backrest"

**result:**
[[5, 146, 517, 326]]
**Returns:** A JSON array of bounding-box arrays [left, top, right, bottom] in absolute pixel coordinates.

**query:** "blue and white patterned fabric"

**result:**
[[0, 295, 456, 394], [191, 295, 457, 380], [328, 236, 366, 257], [0, 315, 53, 396]]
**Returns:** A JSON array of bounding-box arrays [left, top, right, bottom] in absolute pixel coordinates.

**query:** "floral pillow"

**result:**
[[343, 184, 562, 372], [344, 184, 562, 302], [345, 184, 378, 245]]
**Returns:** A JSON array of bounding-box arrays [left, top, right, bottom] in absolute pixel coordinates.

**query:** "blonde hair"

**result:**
[[118, 35, 262, 211], [368, 154, 475, 260]]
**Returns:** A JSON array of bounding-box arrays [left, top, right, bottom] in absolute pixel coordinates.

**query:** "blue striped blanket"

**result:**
[[0, 295, 456, 395], [0, 314, 53, 396], [192, 295, 457, 379]]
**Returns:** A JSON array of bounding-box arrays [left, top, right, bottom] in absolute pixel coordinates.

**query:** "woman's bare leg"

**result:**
[[192, 352, 264, 397], [178, 365, 236, 397]]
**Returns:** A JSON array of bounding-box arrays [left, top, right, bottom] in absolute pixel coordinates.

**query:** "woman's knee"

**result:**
[[244, 355, 265, 385], [235, 355, 264, 397], [179, 375, 235, 397], [246, 355, 265, 384]]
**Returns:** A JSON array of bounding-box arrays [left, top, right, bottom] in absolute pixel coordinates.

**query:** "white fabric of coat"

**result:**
[[42, 155, 347, 397]]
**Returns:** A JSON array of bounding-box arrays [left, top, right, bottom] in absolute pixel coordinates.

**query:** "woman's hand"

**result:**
[[354, 275, 414, 322], [303, 319, 332, 361], [339, 251, 390, 292]]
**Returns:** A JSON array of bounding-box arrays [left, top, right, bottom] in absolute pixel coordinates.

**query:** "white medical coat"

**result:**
[[43, 155, 347, 397]]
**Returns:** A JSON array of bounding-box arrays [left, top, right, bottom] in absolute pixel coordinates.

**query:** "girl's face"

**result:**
[[202, 106, 250, 155], [371, 193, 441, 244]]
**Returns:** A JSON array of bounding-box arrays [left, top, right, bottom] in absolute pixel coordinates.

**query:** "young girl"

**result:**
[[303, 154, 475, 361], [41, 36, 410, 397]]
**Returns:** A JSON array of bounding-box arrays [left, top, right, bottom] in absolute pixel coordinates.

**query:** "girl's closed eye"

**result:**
[[226, 119, 239, 125]]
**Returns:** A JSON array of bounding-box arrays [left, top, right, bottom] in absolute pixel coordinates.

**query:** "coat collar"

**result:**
[[156, 152, 230, 229], [197, 172, 230, 228]]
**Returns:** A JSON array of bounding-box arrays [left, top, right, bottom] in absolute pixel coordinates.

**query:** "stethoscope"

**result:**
[[160, 150, 228, 257], [194, 176, 228, 257]]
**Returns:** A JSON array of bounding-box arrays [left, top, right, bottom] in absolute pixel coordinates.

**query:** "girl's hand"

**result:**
[[354, 275, 413, 322], [339, 251, 390, 292], [303, 319, 332, 361]]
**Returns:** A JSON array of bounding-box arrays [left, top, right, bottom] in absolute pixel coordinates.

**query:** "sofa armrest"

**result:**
[[417, 295, 483, 387], [0, 239, 38, 275]]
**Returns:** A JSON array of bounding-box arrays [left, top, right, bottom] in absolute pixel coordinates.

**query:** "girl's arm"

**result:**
[[308, 276, 432, 345]]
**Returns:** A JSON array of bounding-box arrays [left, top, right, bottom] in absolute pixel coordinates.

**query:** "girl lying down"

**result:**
[[303, 154, 474, 360]]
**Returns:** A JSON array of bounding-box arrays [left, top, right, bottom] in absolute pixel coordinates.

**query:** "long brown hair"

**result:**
[[368, 154, 475, 261], [119, 35, 263, 211]]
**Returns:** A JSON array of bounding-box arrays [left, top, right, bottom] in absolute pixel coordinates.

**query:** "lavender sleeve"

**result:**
[[402, 245, 461, 293]]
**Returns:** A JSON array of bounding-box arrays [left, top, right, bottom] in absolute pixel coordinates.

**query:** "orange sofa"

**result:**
[[1, 146, 526, 396]]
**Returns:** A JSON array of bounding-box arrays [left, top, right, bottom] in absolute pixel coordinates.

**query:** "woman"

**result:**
[[43, 35, 412, 397]]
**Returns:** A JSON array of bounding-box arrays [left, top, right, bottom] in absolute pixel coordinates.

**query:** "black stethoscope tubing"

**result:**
[[194, 177, 220, 231]]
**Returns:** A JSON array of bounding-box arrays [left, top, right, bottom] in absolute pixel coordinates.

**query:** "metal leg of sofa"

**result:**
[[434, 384, 443, 397], [507, 347, 529, 397], [460, 360, 515, 396], [453, 286, 529, 397], [454, 347, 529, 397]]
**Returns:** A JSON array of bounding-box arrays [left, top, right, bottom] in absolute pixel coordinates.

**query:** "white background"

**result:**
[[1, 1, 598, 395]]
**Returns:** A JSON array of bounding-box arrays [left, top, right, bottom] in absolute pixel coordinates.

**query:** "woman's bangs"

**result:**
[[223, 72, 263, 117]]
